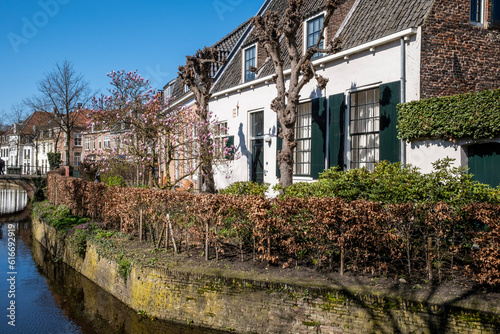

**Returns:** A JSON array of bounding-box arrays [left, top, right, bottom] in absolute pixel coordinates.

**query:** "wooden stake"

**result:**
[[168, 214, 177, 254], [428, 237, 433, 281], [205, 221, 209, 261], [139, 209, 143, 241]]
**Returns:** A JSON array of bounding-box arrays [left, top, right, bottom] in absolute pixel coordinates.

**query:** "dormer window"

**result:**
[[244, 45, 256, 82], [165, 85, 171, 99], [306, 14, 324, 59], [184, 84, 190, 93]]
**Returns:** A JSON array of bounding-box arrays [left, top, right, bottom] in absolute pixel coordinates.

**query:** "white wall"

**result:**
[[406, 140, 464, 174], [210, 33, 423, 190]]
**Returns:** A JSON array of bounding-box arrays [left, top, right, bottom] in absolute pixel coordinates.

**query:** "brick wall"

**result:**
[[33, 218, 500, 334], [327, 0, 357, 41], [421, 0, 500, 98]]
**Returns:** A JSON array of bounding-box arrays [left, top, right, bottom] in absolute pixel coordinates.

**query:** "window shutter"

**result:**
[[225, 135, 234, 160], [311, 97, 327, 179], [468, 143, 500, 187], [276, 120, 282, 178], [379, 81, 401, 163], [493, 0, 500, 27], [329, 93, 346, 170]]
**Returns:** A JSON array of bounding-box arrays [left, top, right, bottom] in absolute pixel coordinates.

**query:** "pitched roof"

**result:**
[[165, 18, 253, 103], [19, 111, 54, 136], [212, 0, 435, 93], [340, 0, 433, 50]]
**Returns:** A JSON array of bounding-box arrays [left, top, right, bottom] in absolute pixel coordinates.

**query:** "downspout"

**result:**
[[400, 37, 407, 166]]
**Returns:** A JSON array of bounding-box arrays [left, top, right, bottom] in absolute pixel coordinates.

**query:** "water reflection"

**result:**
[[0, 222, 224, 334], [0, 183, 28, 215]]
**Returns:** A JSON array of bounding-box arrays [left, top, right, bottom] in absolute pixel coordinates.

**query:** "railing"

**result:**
[[1, 165, 50, 176]]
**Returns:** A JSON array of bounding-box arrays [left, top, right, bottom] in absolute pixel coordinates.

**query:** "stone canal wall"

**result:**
[[32, 218, 500, 334]]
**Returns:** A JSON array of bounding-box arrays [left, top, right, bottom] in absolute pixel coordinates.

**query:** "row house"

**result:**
[[163, 18, 253, 190], [163, 0, 500, 189], [0, 110, 89, 174], [0, 111, 55, 174]]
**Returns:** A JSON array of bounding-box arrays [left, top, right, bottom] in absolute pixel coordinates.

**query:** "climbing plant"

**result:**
[[398, 88, 500, 142]]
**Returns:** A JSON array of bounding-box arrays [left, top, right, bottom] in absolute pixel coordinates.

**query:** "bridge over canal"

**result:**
[[0, 174, 45, 198]]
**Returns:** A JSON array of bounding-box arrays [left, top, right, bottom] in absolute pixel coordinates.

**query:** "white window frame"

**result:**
[[294, 100, 312, 176], [242, 44, 257, 83], [103, 135, 110, 149], [470, 0, 485, 26], [348, 87, 381, 172], [303, 11, 326, 58], [85, 137, 91, 151], [73, 151, 81, 166], [74, 133, 82, 147]]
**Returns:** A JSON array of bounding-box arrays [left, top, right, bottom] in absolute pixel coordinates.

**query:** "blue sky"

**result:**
[[0, 0, 263, 119]]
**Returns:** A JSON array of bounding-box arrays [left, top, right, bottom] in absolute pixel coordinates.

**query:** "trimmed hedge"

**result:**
[[398, 88, 500, 142], [46, 170, 500, 285]]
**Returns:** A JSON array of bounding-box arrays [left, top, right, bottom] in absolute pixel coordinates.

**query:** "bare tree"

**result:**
[[252, 0, 341, 188], [9, 104, 29, 167], [178, 47, 226, 193], [25, 60, 93, 167]]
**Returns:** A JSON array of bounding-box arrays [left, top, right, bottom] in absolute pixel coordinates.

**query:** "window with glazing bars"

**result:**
[[294, 102, 312, 176], [350, 88, 380, 171], [244, 46, 256, 82], [470, 0, 482, 23], [307, 15, 324, 59]]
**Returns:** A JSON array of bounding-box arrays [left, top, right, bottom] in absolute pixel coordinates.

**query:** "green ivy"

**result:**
[[398, 88, 500, 142]]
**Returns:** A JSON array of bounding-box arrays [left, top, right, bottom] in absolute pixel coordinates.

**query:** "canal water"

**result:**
[[0, 183, 223, 334]]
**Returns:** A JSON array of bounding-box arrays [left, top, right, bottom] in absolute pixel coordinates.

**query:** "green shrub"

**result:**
[[32, 188, 46, 203], [47, 152, 61, 170], [220, 181, 270, 196], [282, 159, 499, 206], [69, 229, 89, 258], [117, 252, 132, 282], [105, 175, 126, 187]]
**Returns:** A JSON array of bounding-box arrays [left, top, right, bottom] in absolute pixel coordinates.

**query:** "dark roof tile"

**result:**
[[213, 0, 435, 93]]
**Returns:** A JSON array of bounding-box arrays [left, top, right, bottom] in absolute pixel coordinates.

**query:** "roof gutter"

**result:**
[[211, 27, 418, 99]]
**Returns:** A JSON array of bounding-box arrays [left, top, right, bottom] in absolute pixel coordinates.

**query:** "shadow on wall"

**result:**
[[237, 123, 249, 158], [411, 140, 460, 151], [327, 279, 500, 334]]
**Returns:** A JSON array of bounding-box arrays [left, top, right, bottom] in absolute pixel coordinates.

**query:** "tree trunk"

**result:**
[[278, 124, 295, 188]]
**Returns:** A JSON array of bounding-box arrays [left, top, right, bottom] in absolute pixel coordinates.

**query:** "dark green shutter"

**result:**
[[311, 97, 328, 179], [329, 93, 346, 170], [379, 81, 401, 163], [225, 135, 234, 160], [493, 0, 500, 27], [468, 143, 500, 187], [276, 120, 282, 178]]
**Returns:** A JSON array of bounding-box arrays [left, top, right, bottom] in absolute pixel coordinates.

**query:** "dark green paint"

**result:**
[[379, 81, 401, 163]]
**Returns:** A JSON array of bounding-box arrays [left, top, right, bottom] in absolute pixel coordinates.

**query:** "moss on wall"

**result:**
[[32, 218, 500, 334]]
